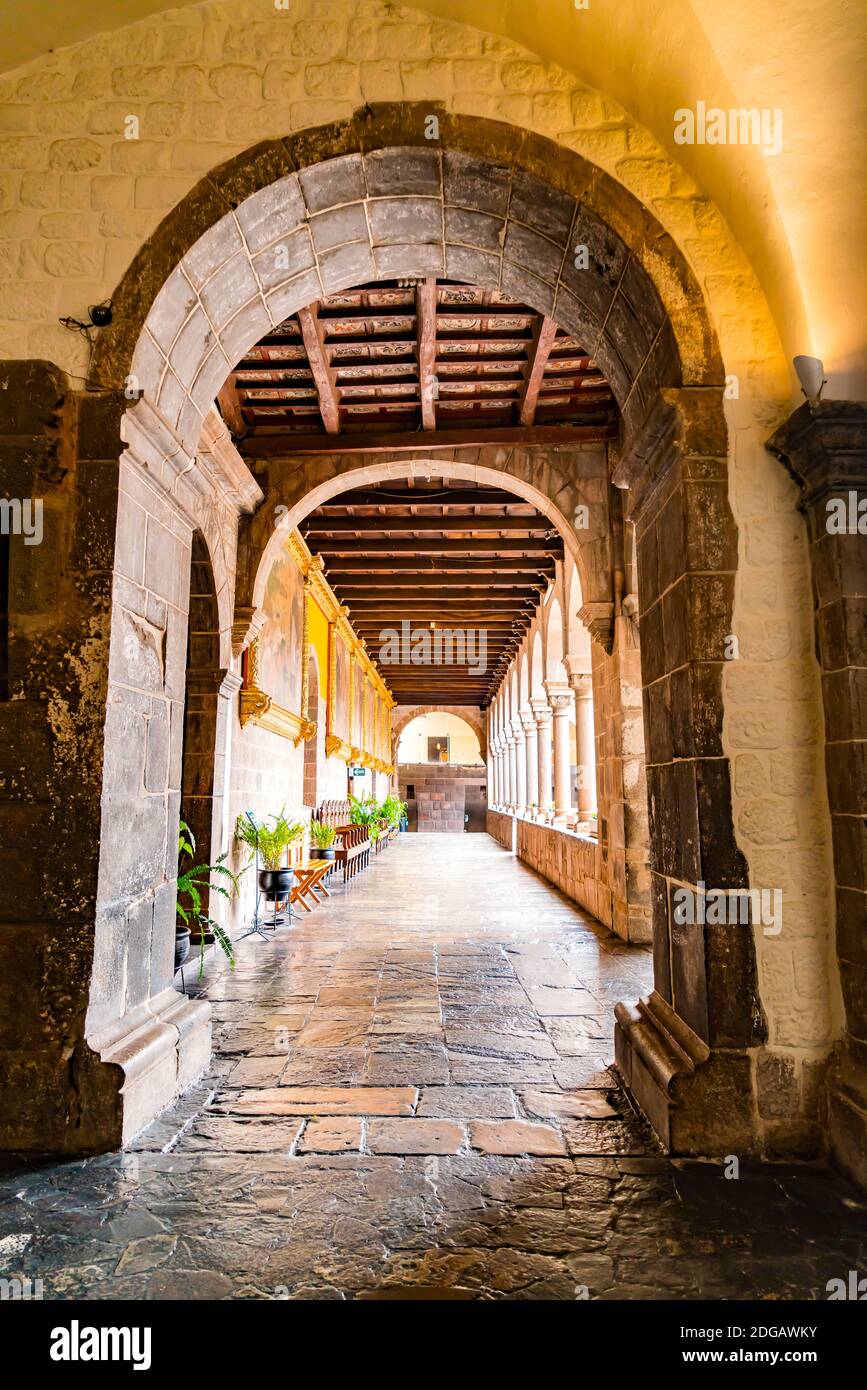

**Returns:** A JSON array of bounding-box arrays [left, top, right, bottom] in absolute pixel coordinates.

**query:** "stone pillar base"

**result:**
[[0, 989, 211, 1154], [88, 989, 212, 1150], [826, 1053, 867, 1190], [615, 991, 761, 1156]]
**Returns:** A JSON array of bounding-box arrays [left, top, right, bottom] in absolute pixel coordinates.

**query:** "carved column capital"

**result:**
[[577, 602, 615, 653], [544, 681, 572, 713], [563, 654, 593, 698], [766, 400, 867, 512], [530, 696, 553, 729], [231, 605, 268, 658]]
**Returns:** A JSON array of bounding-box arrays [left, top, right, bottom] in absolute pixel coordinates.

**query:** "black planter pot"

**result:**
[[310, 847, 336, 860], [174, 927, 191, 971], [258, 866, 295, 901]]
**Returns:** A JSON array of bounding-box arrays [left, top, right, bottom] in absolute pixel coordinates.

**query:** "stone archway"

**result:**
[[242, 453, 607, 634], [392, 704, 487, 764], [100, 122, 759, 1161], [4, 112, 791, 1162], [92, 108, 722, 418]]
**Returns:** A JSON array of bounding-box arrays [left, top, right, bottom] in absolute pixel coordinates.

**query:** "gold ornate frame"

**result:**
[[239, 530, 395, 773]]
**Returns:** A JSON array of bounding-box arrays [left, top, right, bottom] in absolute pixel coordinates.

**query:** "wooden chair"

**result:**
[[290, 859, 335, 912]]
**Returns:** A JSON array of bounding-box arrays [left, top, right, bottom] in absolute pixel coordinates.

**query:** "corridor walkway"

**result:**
[[1, 835, 865, 1300]]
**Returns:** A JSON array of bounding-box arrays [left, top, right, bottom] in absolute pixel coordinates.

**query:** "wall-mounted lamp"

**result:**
[[793, 355, 827, 408]]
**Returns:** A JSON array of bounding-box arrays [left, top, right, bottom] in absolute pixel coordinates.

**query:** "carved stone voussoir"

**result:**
[[612, 386, 727, 526]]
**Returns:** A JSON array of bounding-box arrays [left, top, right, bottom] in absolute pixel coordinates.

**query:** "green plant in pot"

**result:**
[[349, 794, 377, 829], [176, 821, 241, 979], [235, 809, 305, 902], [378, 794, 406, 830], [309, 818, 337, 860]]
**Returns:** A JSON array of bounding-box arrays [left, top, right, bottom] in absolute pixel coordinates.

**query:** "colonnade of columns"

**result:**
[[488, 671, 597, 826]]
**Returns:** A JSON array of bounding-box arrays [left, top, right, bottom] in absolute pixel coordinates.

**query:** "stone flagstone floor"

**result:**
[[1, 834, 865, 1299]]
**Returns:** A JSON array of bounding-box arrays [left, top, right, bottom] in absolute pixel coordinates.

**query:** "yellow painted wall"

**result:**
[[307, 596, 329, 704]]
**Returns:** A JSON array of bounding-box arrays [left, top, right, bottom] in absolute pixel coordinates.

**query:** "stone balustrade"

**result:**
[[487, 809, 610, 929]]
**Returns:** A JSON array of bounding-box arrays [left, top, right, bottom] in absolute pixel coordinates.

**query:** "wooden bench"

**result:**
[[315, 800, 370, 884]]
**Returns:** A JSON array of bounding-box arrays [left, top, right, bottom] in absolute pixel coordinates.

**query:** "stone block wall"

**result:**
[[0, 362, 121, 1150], [400, 763, 485, 833], [417, 780, 465, 833]]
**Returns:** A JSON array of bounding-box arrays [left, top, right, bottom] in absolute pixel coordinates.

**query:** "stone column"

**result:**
[[490, 735, 501, 808], [511, 718, 527, 815], [564, 658, 597, 818], [505, 731, 517, 813], [545, 683, 573, 823], [768, 401, 867, 1188], [0, 377, 240, 1154], [521, 708, 539, 813], [611, 387, 764, 1160], [531, 697, 554, 816]]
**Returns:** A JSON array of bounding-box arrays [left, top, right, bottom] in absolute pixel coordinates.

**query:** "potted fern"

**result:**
[[349, 794, 377, 830], [309, 819, 337, 860], [176, 821, 241, 978], [235, 809, 304, 901], [378, 794, 403, 827]]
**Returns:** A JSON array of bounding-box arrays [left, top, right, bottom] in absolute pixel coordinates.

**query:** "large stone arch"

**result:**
[[241, 450, 608, 636], [106, 121, 768, 1165], [94, 108, 722, 432], [6, 108, 806, 1165]]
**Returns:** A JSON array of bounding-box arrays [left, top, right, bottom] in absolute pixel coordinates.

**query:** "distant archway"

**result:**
[[392, 705, 486, 763]]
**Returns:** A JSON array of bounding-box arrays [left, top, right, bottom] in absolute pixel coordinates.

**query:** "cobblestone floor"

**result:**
[[1, 835, 865, 1300]]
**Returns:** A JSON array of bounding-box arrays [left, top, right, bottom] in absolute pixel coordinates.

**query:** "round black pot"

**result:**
[[258, 866, 295, 901], [174, 927, 191, 970], [310, 847, 336, 860]]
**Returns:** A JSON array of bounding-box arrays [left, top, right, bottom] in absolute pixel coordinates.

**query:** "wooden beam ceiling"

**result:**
[[519, 315, 559, 427], [219, 279, 617, 453], [300, 476, 563, 705], [215, 279, 618, 707]]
